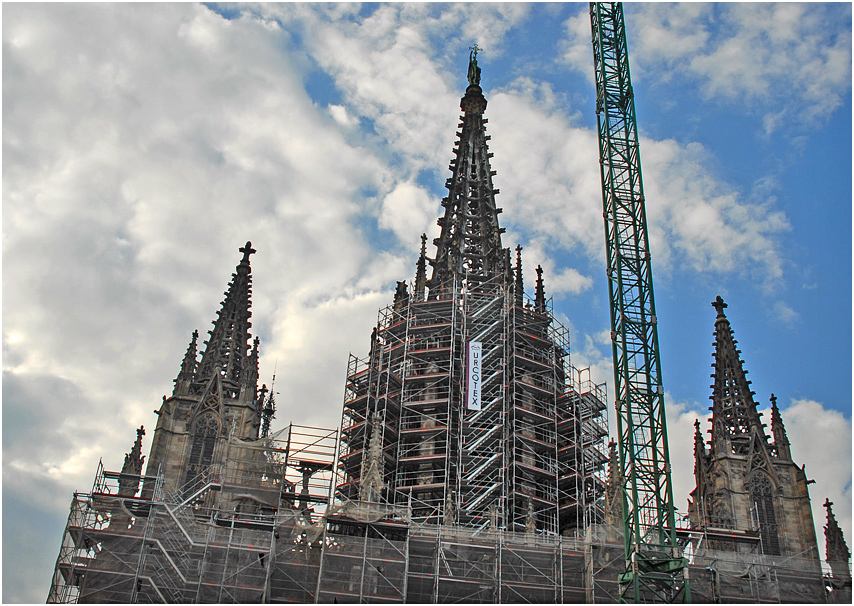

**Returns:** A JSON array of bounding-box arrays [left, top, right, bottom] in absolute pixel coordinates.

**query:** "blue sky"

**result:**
[[3, 3, 851, 602]]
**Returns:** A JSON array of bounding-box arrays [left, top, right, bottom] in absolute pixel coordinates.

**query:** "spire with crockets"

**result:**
[[428, 45, 506, 295], [709, 295, 767, 455], [824, 498, 851, 580], [196, 242, 257, 399]]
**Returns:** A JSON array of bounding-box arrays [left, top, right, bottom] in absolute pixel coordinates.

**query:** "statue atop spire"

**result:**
[[467, 44, 482, 87]]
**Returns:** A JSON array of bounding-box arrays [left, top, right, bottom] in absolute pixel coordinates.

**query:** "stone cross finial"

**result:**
[[712, 295, 727, 316], [239, 241, 256, 263]]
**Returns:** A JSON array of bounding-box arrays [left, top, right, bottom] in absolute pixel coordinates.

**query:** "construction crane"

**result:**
[[589, 3, 691, 602]]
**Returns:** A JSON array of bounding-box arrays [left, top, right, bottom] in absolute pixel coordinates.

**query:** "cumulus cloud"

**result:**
[[378, 180, 438, 248], [487, 75, 790, 286], [563, 3, 852, 132], [3, 4, 398, 600], [641, 137, 791, 286]]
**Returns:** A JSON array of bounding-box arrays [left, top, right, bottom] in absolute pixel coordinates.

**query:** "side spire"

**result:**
[[428, 48, 505, 294], [174, 329, 198, 395], [770, 394, 792, 459], [824, 498, 851, 580], [197, 242, 257, 398], [709, 296, 766, 456], [118, 426, 145, 496]]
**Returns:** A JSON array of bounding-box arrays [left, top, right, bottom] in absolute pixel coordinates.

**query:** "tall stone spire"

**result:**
[[709, 295, 766, 456], [769, 394, 791, 460], [824, 498, 851, 580], [173, 329, 199, 395], [428, 46, 505, 294], [514, 245, 524, 307], [196, 242, 256, 398]]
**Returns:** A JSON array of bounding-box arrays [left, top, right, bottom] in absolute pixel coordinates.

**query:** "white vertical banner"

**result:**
[[466, 340, 482, 410]]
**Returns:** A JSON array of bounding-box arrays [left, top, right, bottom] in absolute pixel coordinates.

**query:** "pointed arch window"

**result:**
[[748, 472, 781, 556], [185, 414, 219, 487]]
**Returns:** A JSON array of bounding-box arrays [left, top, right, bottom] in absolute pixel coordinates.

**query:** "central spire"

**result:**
[[428, 48, 505, 295]]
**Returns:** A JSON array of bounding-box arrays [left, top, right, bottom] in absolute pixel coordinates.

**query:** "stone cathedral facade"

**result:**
[[47, 53, 849, 604]]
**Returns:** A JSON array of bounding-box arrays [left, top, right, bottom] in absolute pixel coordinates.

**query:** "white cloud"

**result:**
[[328, 104, 359, 128], [487, 77, 790, 286], [641, 137, 790, 286], [378, 181, 439, 248], [562, 3, 852, 132], [771, 300, 800, 326], [632, 3, 851, 132]]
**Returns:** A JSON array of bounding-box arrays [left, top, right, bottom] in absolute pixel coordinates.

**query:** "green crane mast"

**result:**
[[589, 3, 690, 602]]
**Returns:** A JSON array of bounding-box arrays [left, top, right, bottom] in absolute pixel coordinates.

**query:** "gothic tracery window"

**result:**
[[185, 414, 219, 487], [748, 472, 781, 556]]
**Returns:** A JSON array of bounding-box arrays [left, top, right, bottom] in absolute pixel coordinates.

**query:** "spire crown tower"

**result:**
[[428, 48, 505, 295]]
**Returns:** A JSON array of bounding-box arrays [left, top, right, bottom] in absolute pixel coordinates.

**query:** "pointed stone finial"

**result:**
[[393, 280, 409, 312], [534, 265, 546, 313], [444, 492, 456, 527], [414, 234, 428, 300], [693, 418, 708, 480], [526, 498, 536, 534], [604, 439, 622, 526], [119, 426, 146, 496], [174, 329, 199, 395], [360, 412, 385, 502], [770, 393, 791, 459], [488, 503, 499, 531], [514, 245, 524, 307], [824, 498, 851, 579]]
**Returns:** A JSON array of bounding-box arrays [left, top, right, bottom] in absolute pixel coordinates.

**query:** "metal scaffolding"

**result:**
[[47, 451, 835, 604], [334, 269, 609, 540]]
